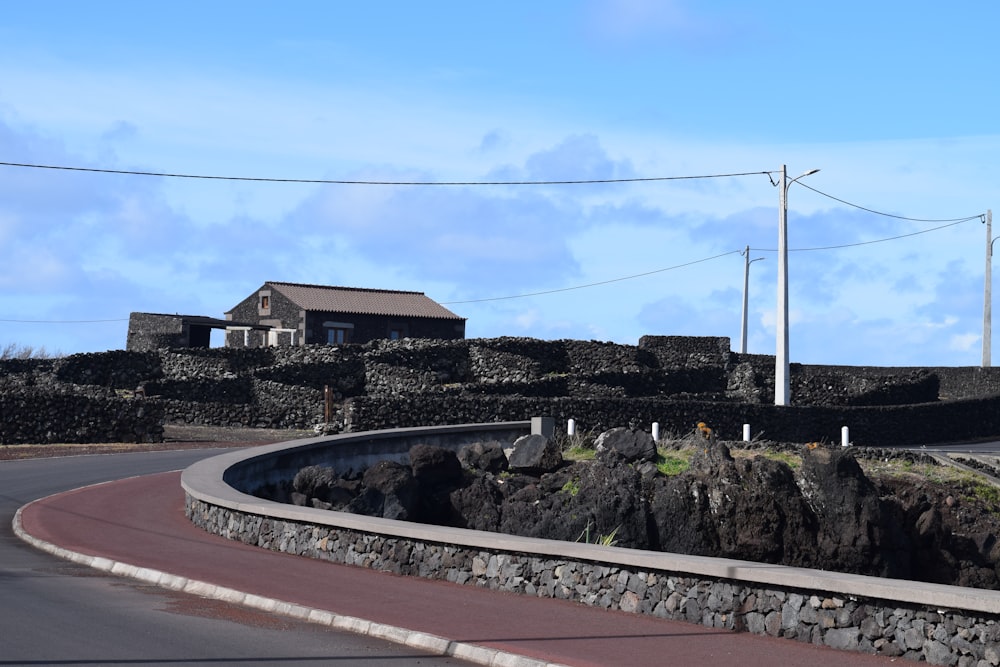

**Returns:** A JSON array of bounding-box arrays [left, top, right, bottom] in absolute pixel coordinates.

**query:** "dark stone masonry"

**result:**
[[187, 494, 1000, 662], [5, 334, 1000, 444]]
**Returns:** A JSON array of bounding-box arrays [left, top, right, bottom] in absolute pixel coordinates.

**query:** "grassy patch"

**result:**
[[859, 458, 945, 482], [760, 450, 801, 470], [963, 478, 1000, 507], [561, 478, 581, 496], [656, 450, 690, 476], [564, 445, 596, 462]]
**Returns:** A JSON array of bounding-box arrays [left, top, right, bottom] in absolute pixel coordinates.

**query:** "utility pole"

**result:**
[[775, 165, 819, 406], [985, 209, 994, 367], [776, 166, 790, 405], [740, 245, 764, 354]]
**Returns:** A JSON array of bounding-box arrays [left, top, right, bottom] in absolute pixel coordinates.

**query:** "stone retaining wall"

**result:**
[[185, 498, 1000, 664], [182, 423, 1000, 665]]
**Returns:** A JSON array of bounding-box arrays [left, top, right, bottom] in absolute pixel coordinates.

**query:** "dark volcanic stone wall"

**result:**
[[7, 334, 1000, 444], [0, 388, 163, 444], [342, 393, 1000, 447]]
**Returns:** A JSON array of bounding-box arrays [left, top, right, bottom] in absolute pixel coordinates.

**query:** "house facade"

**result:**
[[225, 282, 466, 347]]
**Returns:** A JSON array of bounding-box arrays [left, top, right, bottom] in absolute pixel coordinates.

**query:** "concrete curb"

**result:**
[[12, 499, 568, 667]]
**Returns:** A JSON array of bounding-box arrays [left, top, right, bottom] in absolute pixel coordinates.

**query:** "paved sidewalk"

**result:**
[[16, 471, 901, 667]]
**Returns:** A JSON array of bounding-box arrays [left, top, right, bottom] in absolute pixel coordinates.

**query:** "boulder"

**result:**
[[594, 427, 656, 463], [508, 434, 562, 474], [292, 464, 336, 499], [798, 446, 897, 577], [449, 475, 504, 531], [458, 440, 509, 475], [409, 444, 467, 524], [347, 460, 418, 521], [409, 444, 463, 486]]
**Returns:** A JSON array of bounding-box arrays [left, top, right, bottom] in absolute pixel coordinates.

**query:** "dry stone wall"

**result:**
[[5, 335, 1000, 443], [341, 393, 1000, 447], [0, 388, 163, 444]]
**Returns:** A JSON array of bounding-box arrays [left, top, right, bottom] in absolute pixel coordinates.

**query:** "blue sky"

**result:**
[[1, 1, 997, 366]]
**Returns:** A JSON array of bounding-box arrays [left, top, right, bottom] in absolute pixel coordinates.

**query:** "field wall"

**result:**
[[3, 335, 1000, 445]]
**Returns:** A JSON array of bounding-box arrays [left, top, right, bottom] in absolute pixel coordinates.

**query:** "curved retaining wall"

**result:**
[[182, 423, 1000, 665]]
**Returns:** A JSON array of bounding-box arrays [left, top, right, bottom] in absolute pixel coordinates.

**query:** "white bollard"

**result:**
[[842, 426, 850, 447], [743, 424, 751, 442], [652, 422, 660, 441], [567, 418, 576, 437]]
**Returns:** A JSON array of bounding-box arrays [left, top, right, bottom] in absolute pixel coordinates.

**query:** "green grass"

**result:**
[[564, 446, 596, 462], [561, 478, 581, 496], [760, 450, 801, 470], [655, 451, 690, 476], [964, 478, 1000, 506]]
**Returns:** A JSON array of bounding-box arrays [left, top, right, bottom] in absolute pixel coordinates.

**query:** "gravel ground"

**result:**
[[0, 424, 316, 461]]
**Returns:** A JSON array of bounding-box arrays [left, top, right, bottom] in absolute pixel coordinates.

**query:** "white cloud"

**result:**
[[949, 333, 980, 352]]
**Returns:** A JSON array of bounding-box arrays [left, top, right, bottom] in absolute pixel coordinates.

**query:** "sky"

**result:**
[[1, 1, 998, 367]]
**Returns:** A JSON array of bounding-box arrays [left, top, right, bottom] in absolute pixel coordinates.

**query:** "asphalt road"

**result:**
[[6, 439, 983, 667], [917, 439, 1000, 454], [0, 449, 474, 667]]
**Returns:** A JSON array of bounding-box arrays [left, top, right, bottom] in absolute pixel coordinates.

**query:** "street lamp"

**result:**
[[740, 245, 765, 354], [984, 209, 995, 367], [775, 165, 820, 406]]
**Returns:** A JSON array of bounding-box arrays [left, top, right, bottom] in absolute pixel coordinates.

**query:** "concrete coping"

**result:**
[[181, 422, 1000, 616]]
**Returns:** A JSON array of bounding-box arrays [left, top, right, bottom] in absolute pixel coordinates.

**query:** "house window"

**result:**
[[258, 291, 272, 316], [327, 328, 350, 344], [389, 327, 405, 340]]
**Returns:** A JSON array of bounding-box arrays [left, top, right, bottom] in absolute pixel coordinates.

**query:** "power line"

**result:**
[[6, 215, 980, 318], [0, 318, 128, 323], [448, 215, 983, 304], [0, 161, 769, 186], [2, 159, 985, 313], [442, 251, 742, 304], [799, 182, 982, 223], [755, 216, 982, 253]]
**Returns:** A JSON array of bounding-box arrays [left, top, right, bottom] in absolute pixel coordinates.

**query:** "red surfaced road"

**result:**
[[19, 472, 901, 667]]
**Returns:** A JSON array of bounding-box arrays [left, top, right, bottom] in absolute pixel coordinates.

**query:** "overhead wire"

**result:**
[[799, 182, 982, 223], [756, 216, 982, 253], [0, 159, 985, 316], [0, 161, 769, 186], [0, 318, 128, 323], [750, 181, 985, 252], [441, 250, 743, 304]]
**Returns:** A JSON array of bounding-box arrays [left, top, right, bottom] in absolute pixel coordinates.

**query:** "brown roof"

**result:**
[[266, 282, 464, 320]]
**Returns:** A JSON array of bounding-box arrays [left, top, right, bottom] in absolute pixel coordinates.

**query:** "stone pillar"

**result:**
[[531, 416, 554, 438]]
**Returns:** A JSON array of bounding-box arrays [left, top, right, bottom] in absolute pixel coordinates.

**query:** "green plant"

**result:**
[[655, 451, 690, 476], [556, 427, 598, 461], [561, 478, 581, 496], [576, 519, 620, 547], [762, 450, 801, 470], [564, 445, 596, 462], [960, 476, 1000, 507]]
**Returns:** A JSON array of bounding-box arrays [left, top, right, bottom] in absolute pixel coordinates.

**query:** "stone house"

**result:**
[[126, 312, 269, 351], [225, 281, 466, 347]]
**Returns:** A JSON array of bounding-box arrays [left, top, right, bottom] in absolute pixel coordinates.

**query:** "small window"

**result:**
[[389, 328, 403, 340], [260, 295, 269, 309], [327, 328, 350, 344]]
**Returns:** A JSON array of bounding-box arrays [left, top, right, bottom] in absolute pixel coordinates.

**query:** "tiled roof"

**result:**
[[267, 282, 464, 320]]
